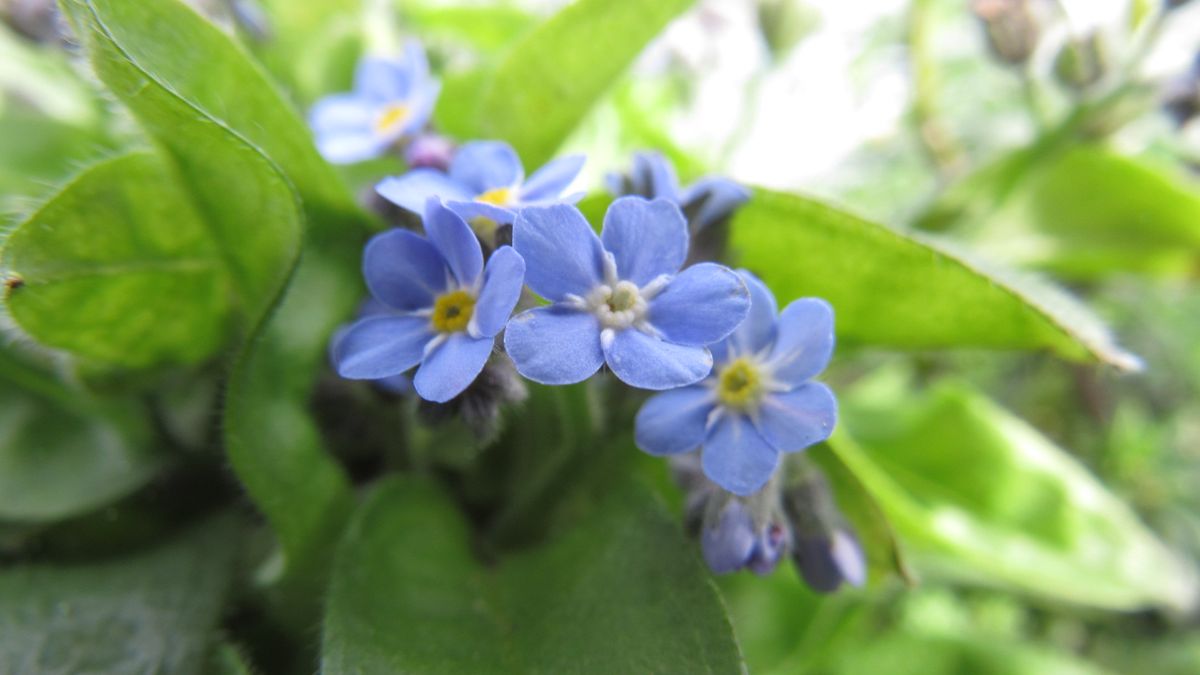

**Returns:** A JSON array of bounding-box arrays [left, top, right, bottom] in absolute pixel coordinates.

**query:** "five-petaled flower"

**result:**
[[609, 151, 750, 233], [332, 197, 525, 403], [634, 270, 837, 495], [309, 42, 440, 164], [377, 140, 585, 227], [504, 197, 750, 390]]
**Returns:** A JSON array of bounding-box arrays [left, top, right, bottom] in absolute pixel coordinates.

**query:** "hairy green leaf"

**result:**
[[0, 514, 238, 675], [1, 152, 230, 367], [731, 188, 1140, 370], [322, 477, 744, 674], [479, 0, 696, 167]]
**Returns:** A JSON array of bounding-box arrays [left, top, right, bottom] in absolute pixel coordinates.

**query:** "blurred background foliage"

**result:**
[[0, 0, 1199, 673]]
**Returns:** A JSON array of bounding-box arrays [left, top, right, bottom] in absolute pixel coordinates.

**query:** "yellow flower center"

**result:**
[[431, 290, 476, 333], [374, 103, 411, 133], [476, 186, 515, 206], [717, 358, 763, 410]]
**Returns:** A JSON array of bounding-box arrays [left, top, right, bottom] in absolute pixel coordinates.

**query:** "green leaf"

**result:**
[[0, 343, 160, 522], [1, 152, 231, 367], [479, 0, 696, 168], [322, 477, 745, 674], [730, 188, 1140, 370], [832, 376, 1198, 612], [252, 0, 364, 104], [0, 514, 239, 675], [61, 0, 358, 598]]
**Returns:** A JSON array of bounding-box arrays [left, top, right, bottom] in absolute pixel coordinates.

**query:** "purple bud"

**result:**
[[746, 521, 791, 576], [404, 133, 456, 172], [784, 466, 868, 593], [701, 500, 757, 574]]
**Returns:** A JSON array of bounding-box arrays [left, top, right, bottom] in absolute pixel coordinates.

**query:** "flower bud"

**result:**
[[784, 466, 867, 592], [971, 0, 1040, 66], [701, 499, 758, 574], [404, 133, 456, 172], [1054, 33, 1108, 92]]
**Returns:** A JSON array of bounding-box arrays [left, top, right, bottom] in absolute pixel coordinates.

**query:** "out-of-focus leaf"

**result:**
[[402, 4, 536, 54], [478, 0, 696, 168], [253, 0, 363, 104], [1, 152, 231, 367], [61, 0, 359, 601], [0, 514, 238, 675], [0, 343, 160, 522], [731, 188, 1140, 370], [322, 476, 744, 674], [833, 376, 1198, 612]]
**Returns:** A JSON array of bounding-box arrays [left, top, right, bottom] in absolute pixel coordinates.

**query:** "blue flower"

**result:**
[[503, 198, 750, 390], [309, 42, 440, 164], [376, 140, 585, 226], [701, 499, 790, 576], [634, 271, 837, 495], [608, 151, 750, 233], [332, 197, 526, 403]]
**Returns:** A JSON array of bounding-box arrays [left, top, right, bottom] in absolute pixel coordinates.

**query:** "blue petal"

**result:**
[[519, 154, 585, 202], [633, 151, 681, 200], [680, 177, 750, 231], [355, 56, 408, 102], [309, 94, 374, 134], [503, 306, 603, 385], [766, 298, 835, 385], [511, 205, 605, 301], [755, 382, 837, 452], [446, 200, 516, 226], [334, 315, 433, 380], [794, 529, 866, 593], [400, 79, 440, 136], [377, 170, 473, 214], [449, 140, 523, 194], [634, 385, 715, 456], [471, 246, 525, 337], [600, 197, 688, 286], [701, 500, 756, 574], [316, 129, 388, 165], [423, 197, 483, 287], [647, 263, 750, 347], [603, 328, 712, 390], [702, 412, 779, 496], [413, 333, 495, 403], [363, 229, 450, 311], [711, 270, 777, 363]]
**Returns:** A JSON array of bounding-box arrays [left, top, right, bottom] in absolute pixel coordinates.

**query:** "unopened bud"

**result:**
[[404, 133, 456, 172], [972, 0, 1039, 66], [784, 465, 867, 592], [1055, 33, 1108, 92]]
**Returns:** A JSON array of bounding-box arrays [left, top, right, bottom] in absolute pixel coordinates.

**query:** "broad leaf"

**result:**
[[0, 343, 160, 522], [322, 477, 744, 674], [479, 0, 696, 168], [832, 377, 1198, 612], [731, 188, 1140, 370], [1, 152, 230, 367], [0, 514, 238, 675]]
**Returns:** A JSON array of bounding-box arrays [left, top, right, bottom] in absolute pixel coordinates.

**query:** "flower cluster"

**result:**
[[313, 43, 847, 586]]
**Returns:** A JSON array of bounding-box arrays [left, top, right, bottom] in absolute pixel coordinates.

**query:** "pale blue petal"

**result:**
[[603, 328, 712, 390], [511, 205, 605, 301], [647, 263, 749, 347], [633, 151, 681, 200], [309, 94, 374, 134], [401, 78, 441, 136], [634, 385, 715, 456], [449, 140, 523, 194], [363, 229, 449, 311], [471, 246, 525, 337], [766, 298, 835, 386], [680, 177, 750, 231], [711, 270, 777, 363], [755, 382, 837, 452], [702, 413, 779, 496], [600, 197, 688, 286], [316, 131, 388, 165], [446, 200, 516, 225], [701, 500, 756, 574], [519, 155, 585, 202], [413, 333, 495, 403], [503, 306, 603, 384], [355, 56, 408, 102], [334, 315, 433, 380], [376, 170, 473, 214], [423, 197, 483, 287]]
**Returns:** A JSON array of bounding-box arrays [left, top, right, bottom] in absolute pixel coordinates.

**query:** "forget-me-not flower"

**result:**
[[309, 42, 439, 164], [376, 140, 585, 226], [333, 197, 525, 403], [503, 197, 750, 390], [609, 151, 750, 233], [634, 270, 837, 495]]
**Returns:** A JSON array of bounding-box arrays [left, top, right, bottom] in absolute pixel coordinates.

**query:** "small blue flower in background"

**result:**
[[309, 42, 440, 164], [376, 140, 585, 226], [332, 197, 526, 403], [609, 151, 750, 233], [504, 197, 750, 390], [634, 270, 837, 495], [702, 499, 790, 575]]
